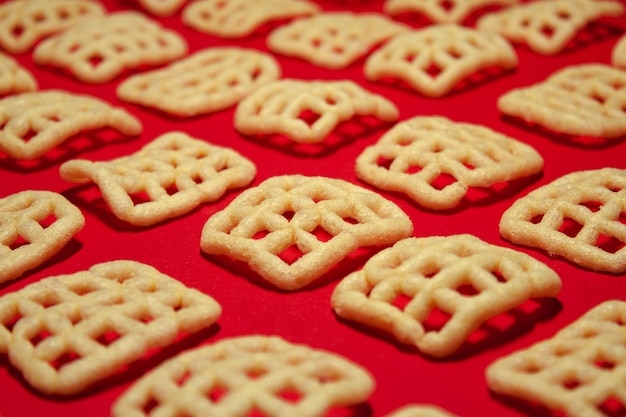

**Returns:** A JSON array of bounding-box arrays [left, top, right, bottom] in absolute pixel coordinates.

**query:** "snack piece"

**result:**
[[383, 0, 517, 24], [234, 79, 399, 144], [476, 0, 625, 55], [0, 51, 37, 96], [355, 116, 543, 210], [0, 90, 142, 160], [364, 24, 518, 98], [134, 0, 189, 16], [33, 11, 188, 84], [0, 0, 106, 54], [117, 47, 281, 117], [60, 131, 256, 227], [612, 33, 626, 70], [384, 404, 461, 417], [499, 168, 626, 274], [0, 260, 222, 395], [497, 64, 626, 139], [200, 175, 414, 291], [267, 12, 409, 69], [486, 300, 626, 417], [182, 0, 320, 39], [0, 190, 85, 284], [331, 235, 561, 358], [112, 335, 375, 417]]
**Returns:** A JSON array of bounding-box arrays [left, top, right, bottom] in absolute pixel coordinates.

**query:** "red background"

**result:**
[[1, 1, 626, 416]]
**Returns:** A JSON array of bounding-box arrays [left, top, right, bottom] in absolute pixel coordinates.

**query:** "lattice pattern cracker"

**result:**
[[0, 51, 37, 96]]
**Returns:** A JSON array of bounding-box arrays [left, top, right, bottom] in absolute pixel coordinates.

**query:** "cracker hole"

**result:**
[[438, 0, 455, 11], [246, 366, 268, 380], [595, 234, 624, 254], [9, 235, 29, 251], [407, 165, 423, 175], [88, 54, 104, 68], [581, 201, 602, 212], [51, 351, 81, 370], [455, 283, 480, 297], [130, 191, 151, 206], [431, 173, 457, 190], [562, 378, 582, 390], [2, 313, 21, 332], [341, 216, 359, 225], [530, 214, 544, 224], [541, 25, 555, 38], [298, 110, 321, 127], [595, 359, 616, 370], [281, 210, 295, 221], [142, 398, 159, 414], [176, 370, 192, 386], [277, 388, 303, 403], [20, 128, 38, 143], [311, 225, 333, 243], [30, 330, 52, 347], [558, 217, 584, 238], [422, 307, 451, 333], [253, 229, 269, 240], [618, 212, 626, 225], [598, 398, 626, 417], [38, 214, 57, 228], [165, 183, 179, 196], [278, 244, 305, 265], [207, 385, 228, 402], [96, 330, 121, 346], [392, 293, 412, 310], [425, 63, 443, 78], [490, 270, 507, 284], [11, 24, 24, 38], [376, 156, 393, 170]]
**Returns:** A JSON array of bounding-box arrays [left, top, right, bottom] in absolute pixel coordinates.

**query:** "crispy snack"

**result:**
[[0, 190, 85, 284], [499, 168, 626, 274], [267, 12, 409, 69], [364, 24, 518, 98], [383, 0, 517, 24], [182, 0, 320, 39], [60, 131, 256, 227], [111, 335, 375, 417], [612, 34, 626, 70], [117, 47, 281, 118], [497, 64, 626, 139], [0, 51, 37, 96], [0, 260, 222, 395], [200, 175, 414, 291], [355, 116, 544, 210], [134, 0, 189, 17], [234, 79, 399, 144], [0, 90, 142, 160], [384, 404, 460, 417], [0, 0, 106, 54], [33, 11, 188, 84], [331, 235, 561, 358], [476, 0, 625, 55], [486, 300, 626, 417]]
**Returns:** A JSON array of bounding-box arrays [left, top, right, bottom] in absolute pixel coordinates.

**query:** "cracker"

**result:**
[[383, 0, 517, 24], [497, 64, 626, 139], [0, 190, 85, 284], [182, 0, 320, 39], [200, 175, 414, 291], [499, 167, 626, 274], [476, 0, 625, 55], [486, 300, 626, 417], [133, 0, 189, 17], [0, 89, 142, 160], [60, 131, 256, 227], [612, 33, 626, 70], [364, 24, 518, 98], [0, 51, 37, 96], [234, 79, 399, 144], [117, 47, 281, 118], [267, 12, 409, 69], [331, 234, 561, 358], [111, 335, 375, 417], [0, 0, 106, 54], [355, 116, 544, 210], [0, 260, 222, 395], [33, 11, 188, 84], [384, 404, 460, 417]]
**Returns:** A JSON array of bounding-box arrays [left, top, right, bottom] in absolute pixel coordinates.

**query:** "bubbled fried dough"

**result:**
[[112, 335, 375, 417], [267, 12, 409, 69], [355, 116, 544, 210], [33, 11, 188, 84], [0, 90, 142, 160], [486, 300, 626, 417], [499, 168, 626, 274], [182, 0, 320, 39], [234, 79, 399, 144], [0, 260, 222, 395], [0, 190, 84, 284], [0, 51, 37, 96], [0, 0, 106, 54], [200, 175, 413, 291], [383, 0, 517, 24], [117, 47, 281, 117], [364, 24, 517, 98], [331, 235, 561, 358], [60, 131, 256, 227]]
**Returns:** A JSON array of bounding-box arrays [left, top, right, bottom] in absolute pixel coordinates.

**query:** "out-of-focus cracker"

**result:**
[[384, 404, 461, 417], [234, 79, 399, 144], [0, 260, 222, 395], [477, 0, 625, 55], [182, 0, 320, 39], [331, 235, 561, 358], [117, 47, 281, 117], [112, 335, 375, 417], [267, 12, 409, 69], [60, 131, 256, 227], [133, 0, 189, 17], [500, 168, 626, 274], [33, 11, 188, 83], [0, 190, 85, 284], [0, 90, 142, 160], [0, 51, 37, 96], [364, 24, 518, 98], [384, 0, 517, 24], [200, 175, 413, 291], [612, 34, 626, 70]]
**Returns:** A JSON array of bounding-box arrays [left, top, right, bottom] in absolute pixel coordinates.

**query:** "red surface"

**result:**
[[1, 1, 626, 416]]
